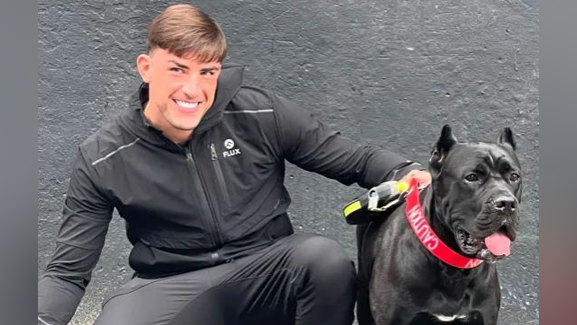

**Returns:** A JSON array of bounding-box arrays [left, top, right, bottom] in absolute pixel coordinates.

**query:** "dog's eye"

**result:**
[[510, 173, 520, 182], [465, 173, 479, 182]]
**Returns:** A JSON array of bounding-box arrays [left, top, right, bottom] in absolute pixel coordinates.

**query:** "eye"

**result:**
[[465, 173, 479, 182], [510, 173, 520, 182], [170, 67, 184, 73], [200, 70, 215, 76]]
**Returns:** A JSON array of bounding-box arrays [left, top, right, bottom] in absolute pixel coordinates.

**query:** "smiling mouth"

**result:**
[[173, 99, 200, 110], [455, 226, 513, 263]]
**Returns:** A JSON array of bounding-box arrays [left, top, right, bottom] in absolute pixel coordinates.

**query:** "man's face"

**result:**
[[137, 48, 222, 142]]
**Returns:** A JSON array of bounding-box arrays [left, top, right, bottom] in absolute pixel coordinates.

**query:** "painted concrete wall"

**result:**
[[38, 1, 539, 324]]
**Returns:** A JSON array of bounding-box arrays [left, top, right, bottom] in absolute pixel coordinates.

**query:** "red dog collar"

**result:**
[[405, 178, 483, 269]]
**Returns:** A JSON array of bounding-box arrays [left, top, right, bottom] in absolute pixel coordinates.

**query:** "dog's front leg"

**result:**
[[473, 301, 500, 325], [370, 303, 415, 325]]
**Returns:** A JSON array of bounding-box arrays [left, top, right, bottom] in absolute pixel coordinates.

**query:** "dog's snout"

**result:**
[[492, 197, 517, 214]]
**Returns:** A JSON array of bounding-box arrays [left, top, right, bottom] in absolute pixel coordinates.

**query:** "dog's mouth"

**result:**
[[455, 227, 484, 256], [455, 226, 513, 263]]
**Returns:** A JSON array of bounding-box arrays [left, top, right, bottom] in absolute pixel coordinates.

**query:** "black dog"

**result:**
[[356, 125, 522, 325]]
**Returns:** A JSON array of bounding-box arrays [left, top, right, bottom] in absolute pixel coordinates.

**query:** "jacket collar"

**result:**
[[122, 63, 245, 148]]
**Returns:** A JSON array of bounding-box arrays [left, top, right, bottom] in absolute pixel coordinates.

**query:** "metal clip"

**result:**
[[367, 188, 380, 211]]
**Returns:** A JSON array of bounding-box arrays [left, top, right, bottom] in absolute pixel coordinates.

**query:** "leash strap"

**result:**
[[405, 178, 483, 269]]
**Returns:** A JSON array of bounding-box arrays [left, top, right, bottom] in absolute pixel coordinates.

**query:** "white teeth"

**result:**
[[175, 100, 199, 109]]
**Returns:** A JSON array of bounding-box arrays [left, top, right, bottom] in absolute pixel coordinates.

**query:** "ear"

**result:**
[[136, 54, 153, 83], [429, 125, 458, 174], [497, 127, 516, 150]]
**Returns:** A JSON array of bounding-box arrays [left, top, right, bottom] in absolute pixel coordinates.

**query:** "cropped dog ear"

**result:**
[[429, 125, 457, 174], [497, 127, 516, 150]]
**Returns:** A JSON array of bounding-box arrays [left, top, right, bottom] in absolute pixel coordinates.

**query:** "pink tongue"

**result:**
[[484, 231, 511, 256]]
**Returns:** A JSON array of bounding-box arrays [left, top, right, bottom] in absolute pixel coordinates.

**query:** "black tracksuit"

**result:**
[[38, 64, 417, 325]]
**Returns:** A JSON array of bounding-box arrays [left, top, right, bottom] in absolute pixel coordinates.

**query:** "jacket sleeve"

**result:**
[[272, 93, 418, 189], [38, 147, 113, 325]]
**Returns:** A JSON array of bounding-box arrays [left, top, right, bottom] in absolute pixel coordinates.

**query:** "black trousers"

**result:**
[[94, 234, 357, 325]]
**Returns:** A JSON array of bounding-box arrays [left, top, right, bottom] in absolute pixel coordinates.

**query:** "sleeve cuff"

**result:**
[[381, 161, 424, 182]]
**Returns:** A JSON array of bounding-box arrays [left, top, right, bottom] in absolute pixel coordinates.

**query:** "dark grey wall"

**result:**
[[38, 1, 539, 324]]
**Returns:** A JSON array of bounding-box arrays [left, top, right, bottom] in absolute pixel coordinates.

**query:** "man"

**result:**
[[38, 4, 430, 325]]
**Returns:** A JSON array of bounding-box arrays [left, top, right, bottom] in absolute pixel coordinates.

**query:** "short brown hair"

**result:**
[[147, 4, 227, 62]]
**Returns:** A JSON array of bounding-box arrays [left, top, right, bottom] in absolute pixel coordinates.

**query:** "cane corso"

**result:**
[[356, 125, 522, 325]]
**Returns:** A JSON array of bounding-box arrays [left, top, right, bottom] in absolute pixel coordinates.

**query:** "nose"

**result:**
[[492, 196, 517, 214], [182, 75, 200, 98]]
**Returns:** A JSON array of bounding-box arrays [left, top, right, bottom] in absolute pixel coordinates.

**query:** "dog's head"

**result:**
[[428, 125, 522, 263]]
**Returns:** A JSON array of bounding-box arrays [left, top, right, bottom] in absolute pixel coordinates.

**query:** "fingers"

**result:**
[[401, 170, 432, 187]]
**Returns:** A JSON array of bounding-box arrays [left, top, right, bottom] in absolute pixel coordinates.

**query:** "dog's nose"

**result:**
[[493, 197, 517, 214]]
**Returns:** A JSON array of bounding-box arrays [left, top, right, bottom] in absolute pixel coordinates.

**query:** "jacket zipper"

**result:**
[[210, 144, 231, 205], [184, 146, 223, 248]]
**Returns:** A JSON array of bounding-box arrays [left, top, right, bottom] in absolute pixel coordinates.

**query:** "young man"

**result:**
[[38, 4, 430, 325]]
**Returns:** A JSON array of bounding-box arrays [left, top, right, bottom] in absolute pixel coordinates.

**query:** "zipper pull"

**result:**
[[210, 144, 218, 161], [185, 147, 193, 161]]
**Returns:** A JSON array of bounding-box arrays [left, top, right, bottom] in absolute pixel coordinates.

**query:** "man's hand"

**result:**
[[400, 170, 431, 187]]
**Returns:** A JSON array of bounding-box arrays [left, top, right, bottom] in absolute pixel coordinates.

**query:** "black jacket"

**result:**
[[38, 64, 415, 324]]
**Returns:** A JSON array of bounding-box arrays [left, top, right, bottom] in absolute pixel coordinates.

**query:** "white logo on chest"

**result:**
[[224, 139, 235, 149], [222, 139, 241, 158]]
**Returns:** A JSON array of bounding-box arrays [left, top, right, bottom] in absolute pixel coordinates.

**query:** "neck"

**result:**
[[405, 181, 485, 271], [423, 189, 463, 255], [143, 102, 192, 144]]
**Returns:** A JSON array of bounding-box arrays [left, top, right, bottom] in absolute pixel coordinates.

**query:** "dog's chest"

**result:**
[[423, 276, 478, 317], [432, 314, 469, 322]]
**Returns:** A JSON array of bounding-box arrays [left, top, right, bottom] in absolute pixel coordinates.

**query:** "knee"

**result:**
[[292, 235, 355, 280]]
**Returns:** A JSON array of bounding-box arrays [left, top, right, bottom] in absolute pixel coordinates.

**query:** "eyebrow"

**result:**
[[168, 60, 221, 72], [168, 60, 189, 70], [200, 66, 221, 73]]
